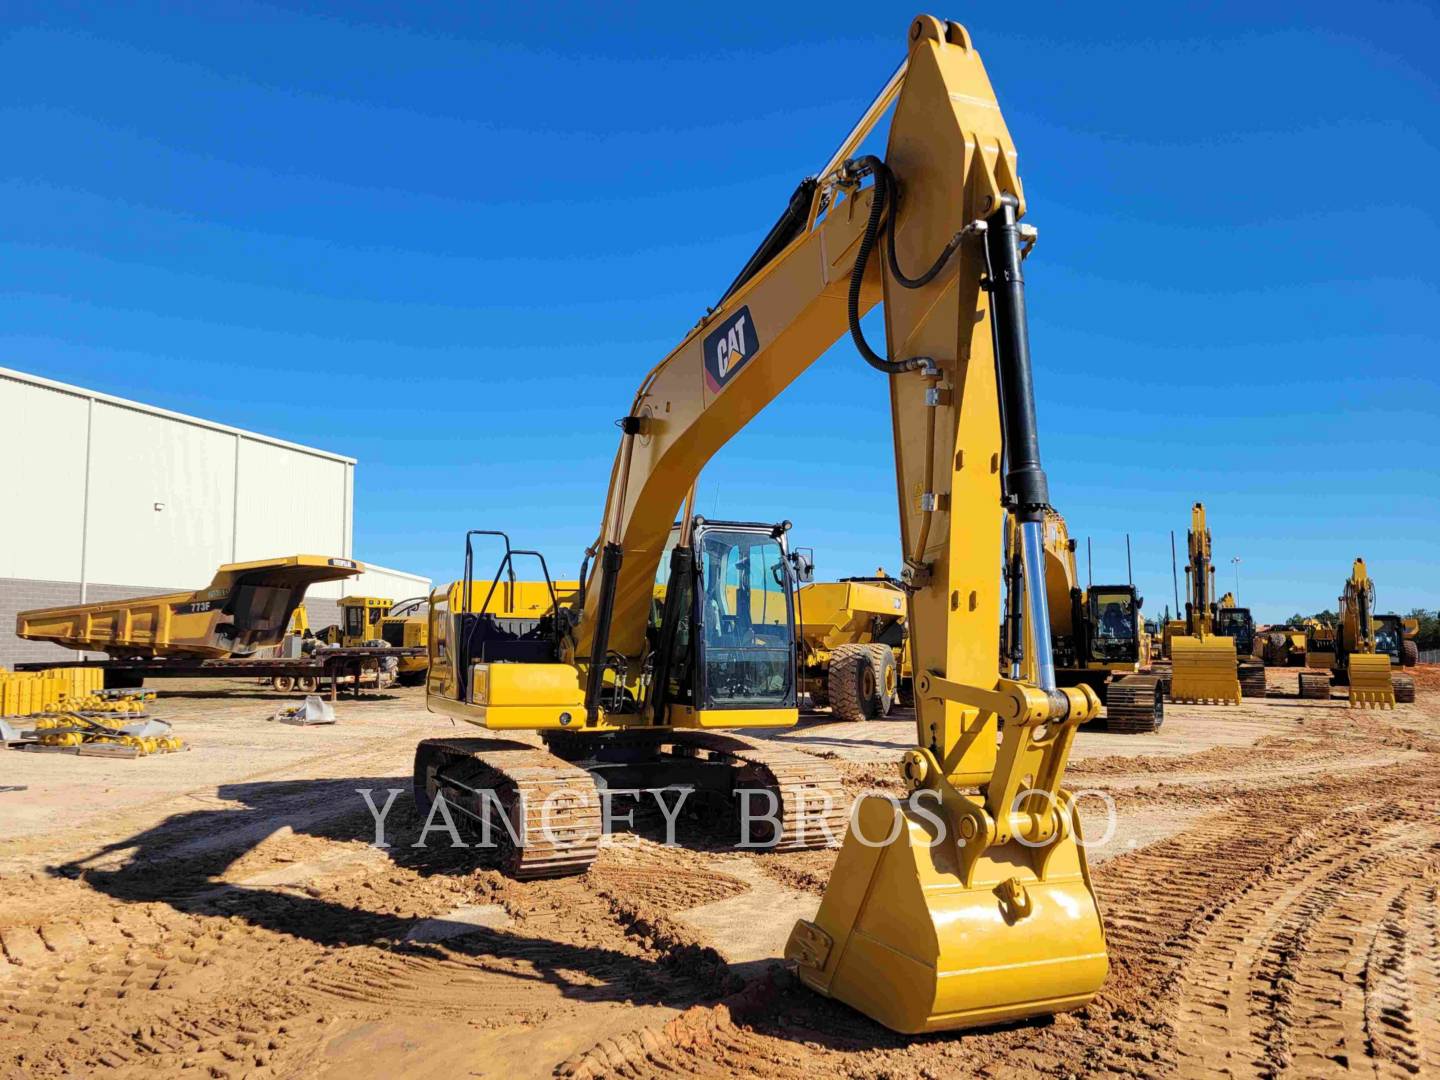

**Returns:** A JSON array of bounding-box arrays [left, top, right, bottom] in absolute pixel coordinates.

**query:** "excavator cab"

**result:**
[[1373, 615, 1403, 663], [1084, 586, 1140, 663], [1213, 605, 1256, 658], [648, 519, 799, 720]]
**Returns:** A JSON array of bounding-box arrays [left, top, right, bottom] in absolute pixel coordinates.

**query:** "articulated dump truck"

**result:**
[[16, 555, 363, 660]]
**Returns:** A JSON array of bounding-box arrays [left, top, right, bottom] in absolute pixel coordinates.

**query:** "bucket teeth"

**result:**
[[1346, 655, 1395, 709]]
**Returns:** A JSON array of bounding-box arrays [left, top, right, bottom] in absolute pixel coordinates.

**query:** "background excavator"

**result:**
[[1299, 559, 1413, 706], [1004, 510, 1163, 733], [1168, 503, 1252, 704], [1214, 591, 1265, 696], [421, 15, 1106, 1034]]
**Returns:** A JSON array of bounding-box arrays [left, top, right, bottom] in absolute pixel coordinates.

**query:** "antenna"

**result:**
[[1087, 537, 1093, 590], [1126, 534, 1133, 586]]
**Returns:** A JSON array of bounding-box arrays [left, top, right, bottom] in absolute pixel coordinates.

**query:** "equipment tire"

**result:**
[[867, 645, 898, 715], [828, 644, 882, 721], [1401, 639, 1418, 668]]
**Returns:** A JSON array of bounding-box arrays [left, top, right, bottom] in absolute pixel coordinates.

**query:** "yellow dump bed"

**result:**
[[16, 555, 363, 659], [796, 580, 907, 650]]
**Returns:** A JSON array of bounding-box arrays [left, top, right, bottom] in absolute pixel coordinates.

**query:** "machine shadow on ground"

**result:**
[[45, 775, 747, 1014]]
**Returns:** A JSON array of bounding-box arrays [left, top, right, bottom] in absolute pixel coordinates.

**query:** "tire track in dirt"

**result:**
[[556, 756, 1440, 1080]]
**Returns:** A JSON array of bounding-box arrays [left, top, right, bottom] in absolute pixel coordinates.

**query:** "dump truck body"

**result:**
[[797, 578, 909, 720], [16, 556, 362, 659]]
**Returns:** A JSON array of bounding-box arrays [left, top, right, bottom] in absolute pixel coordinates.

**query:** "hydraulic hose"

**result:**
[[844, 156, 935, 375]]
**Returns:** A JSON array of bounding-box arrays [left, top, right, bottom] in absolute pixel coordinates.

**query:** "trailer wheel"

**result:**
[[298, 676, 320, 693], [828, 644, 883, 721], [270, 675, 296, 693]]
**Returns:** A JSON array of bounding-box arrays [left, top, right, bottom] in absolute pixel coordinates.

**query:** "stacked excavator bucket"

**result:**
[[1346, 653, 1395, 708], [1169, 635, 1240, 704]]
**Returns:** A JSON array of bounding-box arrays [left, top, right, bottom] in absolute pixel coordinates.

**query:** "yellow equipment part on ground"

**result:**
[[1169, 635, 1241, 704], [1346, 653, 1395, 708]]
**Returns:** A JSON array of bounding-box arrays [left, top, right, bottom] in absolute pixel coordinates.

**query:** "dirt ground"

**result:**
[[2, 667, 1438, 1079]]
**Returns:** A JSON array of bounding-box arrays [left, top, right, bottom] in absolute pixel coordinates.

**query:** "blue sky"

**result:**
[[2, 2, 1437, 622]]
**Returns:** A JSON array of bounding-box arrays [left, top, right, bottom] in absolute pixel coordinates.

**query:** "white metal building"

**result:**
[[0, 366, 430, 666]]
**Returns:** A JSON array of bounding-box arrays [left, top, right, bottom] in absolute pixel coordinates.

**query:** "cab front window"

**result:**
[[697, 530, 794, 709], [1088, 590, 1137, 662]]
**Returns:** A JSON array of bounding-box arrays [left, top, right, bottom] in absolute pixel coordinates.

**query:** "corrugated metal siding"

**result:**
[[0, 368, 432, 667], [86, 400, 238, 586], [0, 376, 88, 580], [234, 437, 349, 582], [0, 367, 355, 592]]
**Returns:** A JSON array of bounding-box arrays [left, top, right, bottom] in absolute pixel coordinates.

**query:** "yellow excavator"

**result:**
[[1005, 510, 1163, 732], [1299, 559, 1400, 707], [1168, 503, 1243, 704], [1214, 591, 1266, 697], [421, 16, 1106, 1034]]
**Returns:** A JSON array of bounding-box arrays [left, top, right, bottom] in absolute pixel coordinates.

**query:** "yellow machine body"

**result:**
[[427, 15, 1107, 1032], [377, 597, 431, 682], [796, 579, 906, 652], [15, 555, 362, 659], [1169, 503, 1241, 704]]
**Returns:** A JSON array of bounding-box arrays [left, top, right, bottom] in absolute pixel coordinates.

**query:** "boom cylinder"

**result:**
[[986, 194, 1056, 691], [986, 194, 1048, 523]]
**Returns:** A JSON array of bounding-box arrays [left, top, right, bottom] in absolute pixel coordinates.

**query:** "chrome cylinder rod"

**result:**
[[1021, 519, 1057, 692]]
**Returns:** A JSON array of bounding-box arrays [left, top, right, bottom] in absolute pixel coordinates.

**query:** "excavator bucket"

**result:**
[[1169, 635, 1241, 704], [1346, 654, 1395, 708], [785, 795, 1108, 1034]]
